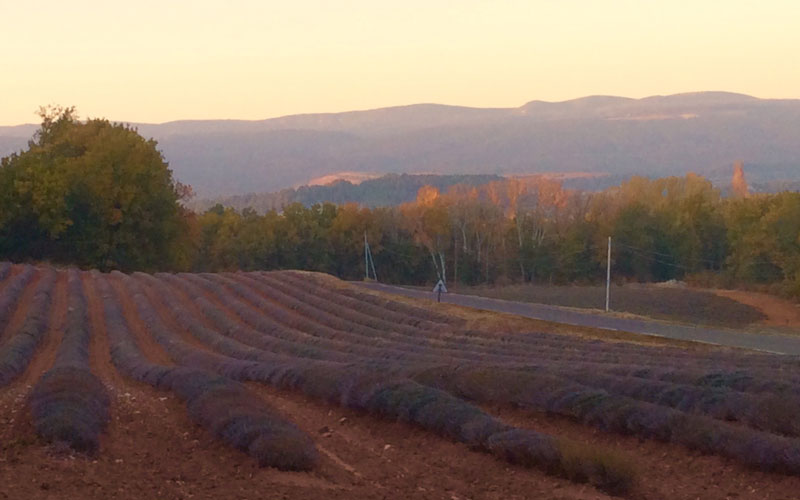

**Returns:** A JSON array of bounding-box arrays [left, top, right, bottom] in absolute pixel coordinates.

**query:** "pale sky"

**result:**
[[2, 0, 799, 125]]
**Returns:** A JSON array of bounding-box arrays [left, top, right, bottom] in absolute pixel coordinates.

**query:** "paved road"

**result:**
[[356, 282, 800, 355]]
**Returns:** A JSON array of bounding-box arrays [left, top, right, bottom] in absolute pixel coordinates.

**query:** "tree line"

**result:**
[[193, 174, 800, 297], [1, 108, 798, 297]]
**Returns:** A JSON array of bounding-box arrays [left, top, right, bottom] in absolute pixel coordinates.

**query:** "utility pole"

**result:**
[[364, 231, 369, 280], [363, 231, 378, 281], [368, 244, 377, 282], [453, 233, 458, 286], [605, 236, 611, 312]]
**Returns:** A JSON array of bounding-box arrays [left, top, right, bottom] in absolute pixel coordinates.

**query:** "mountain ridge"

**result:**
[[2, 92, 799, 197], [2, 92, 777, 129]]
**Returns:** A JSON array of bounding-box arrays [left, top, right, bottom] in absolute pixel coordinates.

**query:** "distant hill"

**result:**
[[2, 92, 799, 198]]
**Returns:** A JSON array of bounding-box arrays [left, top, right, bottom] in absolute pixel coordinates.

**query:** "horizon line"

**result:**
[[2, 90, 798, 128]]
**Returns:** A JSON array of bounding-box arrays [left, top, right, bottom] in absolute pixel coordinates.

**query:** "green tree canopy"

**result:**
[[0, 106, 191, 271]]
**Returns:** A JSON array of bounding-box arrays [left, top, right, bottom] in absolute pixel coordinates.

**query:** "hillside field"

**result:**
[[449, 283, 769, 329], [3, 263, 800, 499]]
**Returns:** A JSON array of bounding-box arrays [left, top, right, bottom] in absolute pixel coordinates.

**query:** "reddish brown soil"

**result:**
[[136, 276, 218, 354], [714, 289, 800, 329], [106, 274, 174, 365], [0, 269, 66, 398], [3, 271, 800, 499], [149, 274, 245, 344], [178, 274, 270, 331]]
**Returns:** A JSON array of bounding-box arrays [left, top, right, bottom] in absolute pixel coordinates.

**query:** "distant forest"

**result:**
[[186, 174, 632, 214], [2, 108, 799, 299], [188, 171, 798, 215], [188, 174, 508, 213]]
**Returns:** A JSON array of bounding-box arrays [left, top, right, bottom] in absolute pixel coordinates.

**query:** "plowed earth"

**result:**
[[713, 289, 800, 330], [1, 265, 799, 500]]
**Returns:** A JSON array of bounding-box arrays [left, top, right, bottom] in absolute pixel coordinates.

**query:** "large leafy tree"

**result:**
[[0, 106, 191, 271]]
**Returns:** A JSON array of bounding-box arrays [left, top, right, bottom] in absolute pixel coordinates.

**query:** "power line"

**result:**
[[619, 246, 695, 270], [614, 241, 722, 266], [375, 246, 423, 261]]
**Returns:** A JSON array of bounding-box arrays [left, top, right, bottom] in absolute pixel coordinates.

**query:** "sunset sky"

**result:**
[[2, 0, 798, 125]]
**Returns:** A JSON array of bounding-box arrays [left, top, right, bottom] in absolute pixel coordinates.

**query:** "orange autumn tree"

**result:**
[[401, 186, 450, 283]]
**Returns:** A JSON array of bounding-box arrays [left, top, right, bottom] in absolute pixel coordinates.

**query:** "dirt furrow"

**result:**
[[106, 273, 175, 366], [141, 274, 615, 498], [0, 270, 67, 434], [165, 273, 255, 332], [61, 270, 360, 499], [136, 275, 222, 354], [243, 382, 614, 500], [134, 274, 419, 488], [14, 270, 67, 387]]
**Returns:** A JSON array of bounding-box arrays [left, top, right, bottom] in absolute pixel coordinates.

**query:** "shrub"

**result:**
[[29, 367, 110, 452]]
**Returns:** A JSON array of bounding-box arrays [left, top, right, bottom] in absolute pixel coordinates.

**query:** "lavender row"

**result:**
[[281, 272, 800, 373], [0, 262, 11, 282], [413, 365, 800, 475], [481, 363, 800, 438], [296, 271, 458, 326], [129, 273, 633, 495], [166, 272, 800, 414], [197, 272, 547, 364], [0, 265, 37, 332], [175, 273, 451, 363], [246, 272, 798, 377], [262, 271, 447, 334], [154, 273, 359, 362], [30, 270, 110, 452], [140, 272, 800, 456], [96, 273, 318, 471], [134, 273, 313, 366], [141, 271, 800, 479], [0, 268, 57, 386], [231, 272, 537, 361], [201, 273, 800, 387]]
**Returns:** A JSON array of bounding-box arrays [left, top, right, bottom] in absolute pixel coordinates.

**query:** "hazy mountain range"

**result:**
[[2, 91, 799, 198]]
